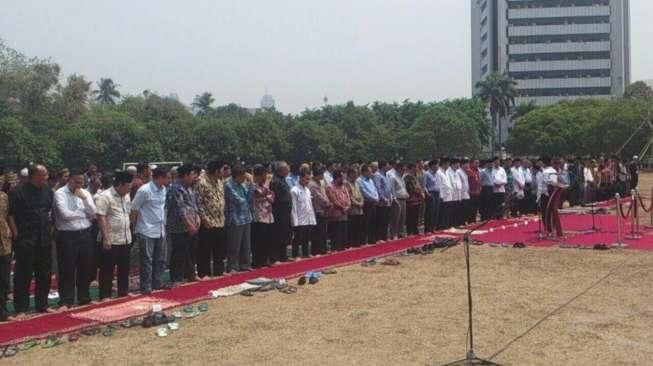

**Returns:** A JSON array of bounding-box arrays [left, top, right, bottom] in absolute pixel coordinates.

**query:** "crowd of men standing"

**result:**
[[0, 154, 640, 321]]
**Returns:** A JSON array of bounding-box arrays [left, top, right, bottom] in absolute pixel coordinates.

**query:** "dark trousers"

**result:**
[[375, 206, 390, 241], [271, 205, 291, 262], [469, 195, 480, 223], [56, 229, 94, 307], [197, 226, 226, 277], [439, 201, 453, 229], [169, 232, 197, 282], [13, 242, 52, 313], [492, 192, 506, 219], [362, 201, 377, 244], [347, 214, 364, 247], [251, 222, 273, 268], [328, 220, 347, 251], [226, 224, 251, 272], [406, 203, 420, 235], [480, 186, 493, 220], [0, 254, 10, 320], [99, 244, 131, 300], [311, 216, 328, 255], [539, 195, 550, 232], [292, 225, 312, 257], [460, 199, 470, 225], [424, 191, 440, 233]]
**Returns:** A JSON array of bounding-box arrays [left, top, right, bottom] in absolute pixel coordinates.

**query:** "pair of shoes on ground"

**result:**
[[298, 272, 321, 285]]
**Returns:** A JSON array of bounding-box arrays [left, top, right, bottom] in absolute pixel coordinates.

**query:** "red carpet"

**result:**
[[2, 209, 651, 346]]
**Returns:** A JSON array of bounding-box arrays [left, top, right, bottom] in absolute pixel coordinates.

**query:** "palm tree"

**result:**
[[475, 72, 517, 155], [192, 92, 215, 117], [94, 78, 120, 105]]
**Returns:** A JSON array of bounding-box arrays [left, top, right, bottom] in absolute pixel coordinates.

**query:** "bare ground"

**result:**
[[5, 247, 652, 366]]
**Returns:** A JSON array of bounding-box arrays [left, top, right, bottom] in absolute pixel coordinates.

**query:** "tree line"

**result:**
[[2, 39, 652, 171]]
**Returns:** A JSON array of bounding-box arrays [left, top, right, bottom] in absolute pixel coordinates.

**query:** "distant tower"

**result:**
[[323, 95, 329, 105], [260, 88, 275, 109]]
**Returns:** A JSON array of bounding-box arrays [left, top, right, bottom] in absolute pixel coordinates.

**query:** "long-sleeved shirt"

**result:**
[[387, 168, 408, 200], [290, 184, 316, 227], [511, 167, 525, 196], [372, 171, 393, 207], [480, 168, 494, 187], [422, 170, 439, 192], [131, 181, 167, 239], [166, 182, 200, 234], [54, 185, 97, 231], [457, 168, 470, 200], [438, 168, 454, 202], [464, 167, 481, 197], [345, 180, 364, 216], [224, 179, 253, 226], [447, 168, 462, 202], [357, 176, 379, 203], [308, 179, 331, 217], [326, 184, 351, 221], [521, 167, 533, 185], [252, 183, 275, 224], [492, 167, 507, 193]]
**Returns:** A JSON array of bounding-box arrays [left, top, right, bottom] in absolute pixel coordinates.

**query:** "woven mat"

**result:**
[[70, 297, 180, 323]]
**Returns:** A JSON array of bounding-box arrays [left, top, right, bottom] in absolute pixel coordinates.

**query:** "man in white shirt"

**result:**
[[438, 158, 454, 229], [54, 169, 97, 309], [457, 159, 471, 226], [491, 158, 507, 219], [290, 170, 316, 259], [510, 159, 525, 217], [447, 159, 463, 227], [540, 157, 565, 237], [387, 162, 408, 240]]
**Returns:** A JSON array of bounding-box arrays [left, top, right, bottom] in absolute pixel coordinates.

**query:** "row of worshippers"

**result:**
[[0, 154, 641, 321]]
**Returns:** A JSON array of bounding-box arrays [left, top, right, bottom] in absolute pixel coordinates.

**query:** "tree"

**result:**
[[53, 74, 92, 120], [94, 78, 121, 104], [475, 72, 517, 155], [624, 81, 653, 100], [192, 92, 215, 117]]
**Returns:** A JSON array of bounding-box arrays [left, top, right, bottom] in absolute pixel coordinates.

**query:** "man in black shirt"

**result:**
[[8, 164, 54, 318], [270, 161, 292, 263]]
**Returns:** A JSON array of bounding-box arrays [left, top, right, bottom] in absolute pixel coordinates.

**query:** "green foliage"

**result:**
[[475, 72, 517, 152], [94, 78, 121, 105], [624, 81, 653, 100], [506, 98, 653, 158]]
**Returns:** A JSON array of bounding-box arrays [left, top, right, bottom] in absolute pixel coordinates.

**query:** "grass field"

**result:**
[[4, 175, 653, 366]]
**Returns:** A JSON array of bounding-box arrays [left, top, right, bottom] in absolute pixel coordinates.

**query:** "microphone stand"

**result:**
[[442, 220, 502, 366]]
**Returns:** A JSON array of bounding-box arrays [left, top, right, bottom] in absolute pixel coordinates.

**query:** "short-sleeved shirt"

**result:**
[[166, 182, 200, 234], [131, 181, 167, 239], [9, 182, 53, 247], [95, 187, 132, 245]]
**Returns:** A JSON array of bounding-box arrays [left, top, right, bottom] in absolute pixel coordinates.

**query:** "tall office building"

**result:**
[[471, 0, 631, 140]]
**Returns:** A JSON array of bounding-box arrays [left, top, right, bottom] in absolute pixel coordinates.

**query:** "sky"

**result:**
[[2, 0, 652, 114]]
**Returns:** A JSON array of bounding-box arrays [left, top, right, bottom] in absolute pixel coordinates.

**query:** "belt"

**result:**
[[58, 227, 91, 234]]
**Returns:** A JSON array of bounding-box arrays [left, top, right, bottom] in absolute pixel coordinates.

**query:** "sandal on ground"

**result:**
[[167, 322, 179, 331], [361, 258, 379, 267], [81, 327, 101, 336], [241, 290, 255, 297], [102, 327, 114, 337], [68, 333, 80, 342], [279, 286, 298, 294], [297, 276, 307, 285], [2, 345, 17, 357], [18, 339, 39, 351], [274, 282, 288, 290], [513, 242, 526, 248], [42, 336, 64, 348], [308, 276, 319, 285], [322, 268, 337, 275], [594, 243, 609, 251], [198, 303, 209, 312], [182, 305, 194, 314], [155, 327, 168, 337], [257, 283, 276, 292], [381, 258, 401, 266]]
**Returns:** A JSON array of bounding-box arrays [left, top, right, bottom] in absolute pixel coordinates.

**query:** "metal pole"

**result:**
[[613, 193, 629, 248], [464, 234, 475, 361], [625, 190, 641, 240]]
